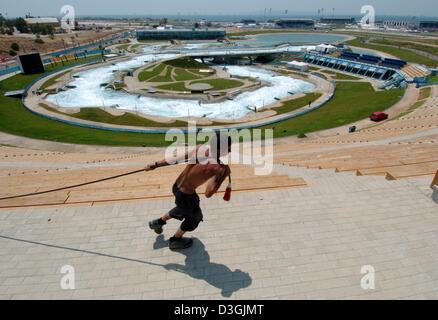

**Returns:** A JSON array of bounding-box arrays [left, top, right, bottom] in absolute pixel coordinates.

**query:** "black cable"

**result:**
[[1, 145, 230, 201], [0, 168, 146, 201]]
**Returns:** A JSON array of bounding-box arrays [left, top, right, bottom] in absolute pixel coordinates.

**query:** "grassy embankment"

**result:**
[[259, 82, 405, 138], [345, 37, 437, 67]]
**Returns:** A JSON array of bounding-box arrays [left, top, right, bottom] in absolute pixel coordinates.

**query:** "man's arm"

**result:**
[[145, 144, 204, 171], [205, 165, 231, 198]]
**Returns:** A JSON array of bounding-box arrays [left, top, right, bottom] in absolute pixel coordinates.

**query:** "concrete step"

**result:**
[[272, 163, 415, 196]]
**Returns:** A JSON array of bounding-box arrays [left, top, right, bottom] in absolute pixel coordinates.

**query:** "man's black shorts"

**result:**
[[168, 183, 203, 232]]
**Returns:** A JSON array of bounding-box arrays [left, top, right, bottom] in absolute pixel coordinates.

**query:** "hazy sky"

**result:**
[[1, 0, 437, 18]]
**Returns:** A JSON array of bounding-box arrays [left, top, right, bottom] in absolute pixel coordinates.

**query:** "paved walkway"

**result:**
[[0, 165, 437, 299]]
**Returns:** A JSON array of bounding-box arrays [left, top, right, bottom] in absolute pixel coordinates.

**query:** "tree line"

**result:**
[[0, 14, 55, 36]]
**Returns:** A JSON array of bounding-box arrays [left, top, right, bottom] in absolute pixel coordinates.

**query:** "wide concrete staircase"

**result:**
[[271, 85, 438, 183], [0, 147, 307, 209]]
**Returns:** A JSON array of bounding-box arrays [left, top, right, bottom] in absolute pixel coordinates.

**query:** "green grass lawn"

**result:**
[[410, 100, 427, 110], [38, 103, 65, 115], [395, 100, 428, 119], [156, 81, 188, 92], [427, 75, 438, 84], [371, 38, 438, 56], [139, 58, 212, 83], [55, 106, 188, 128], [346, 37, 437, 67], [328, 72, 361, 81], [273, 93, 322, 115], [40, 70, 70, 90], [156, 78, 244, 92], [163, 57, 207, 69], [173, 68, 202, 81], [275, 69, 307, 78], [419, 87, 432, 100], [336, 31, 438, 46], [190, 78, 243, 90], [138, 63, 166, 82], [392, 88, 430, 119], [188, 69, 216, 77], [0, 95, 171, 147], [149, 65, 174, 82], [259, 82, 405, 138]]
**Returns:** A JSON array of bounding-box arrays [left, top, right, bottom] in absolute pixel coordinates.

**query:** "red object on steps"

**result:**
[[223, 176, 232, 201]]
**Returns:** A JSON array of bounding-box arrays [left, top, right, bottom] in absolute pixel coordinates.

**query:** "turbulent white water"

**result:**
[[45, 50, 315, 120]]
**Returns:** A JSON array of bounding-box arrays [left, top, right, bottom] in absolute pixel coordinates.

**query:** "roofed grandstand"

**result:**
[[304, 52, 401, 81], [275, 19, 315, 29], [304, 50, 430, 86]]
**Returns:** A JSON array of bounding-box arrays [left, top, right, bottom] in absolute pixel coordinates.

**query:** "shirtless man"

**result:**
[[146, 134, 232, 249]]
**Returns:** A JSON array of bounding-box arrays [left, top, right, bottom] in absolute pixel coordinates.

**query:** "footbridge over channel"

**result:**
[[163, 45, 304, 63]]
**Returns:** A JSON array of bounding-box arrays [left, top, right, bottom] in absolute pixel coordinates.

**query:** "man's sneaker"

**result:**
[[169, 237, 193, 250], [149, 219, 164, 234]]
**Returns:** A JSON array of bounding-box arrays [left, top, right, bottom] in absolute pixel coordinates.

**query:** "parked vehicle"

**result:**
[[370, 112, 388, 122]]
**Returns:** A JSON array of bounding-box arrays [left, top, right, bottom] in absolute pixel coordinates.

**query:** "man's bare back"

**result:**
[[176, 163, 228, 195]]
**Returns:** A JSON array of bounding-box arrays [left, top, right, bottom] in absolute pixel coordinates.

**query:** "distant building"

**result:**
[[275, 19, 315, 29], [24, 17, 59, 27], [315, 44, 337, 54], [136, 29, 226, 40], [240, 19, 257, 25], [241, 21, 258, 28], [419, 21, 438, 32], [287, 61, 309, 72], [259, 22, 276, 28], [319, 18, 355, 25], [383, 20, 413, 29]]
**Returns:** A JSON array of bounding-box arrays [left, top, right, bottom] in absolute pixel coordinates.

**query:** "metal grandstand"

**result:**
[[303, 52, 408, 88]]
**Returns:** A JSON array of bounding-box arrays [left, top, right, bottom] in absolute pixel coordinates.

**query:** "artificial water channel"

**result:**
[[45, 45, 316, 120]]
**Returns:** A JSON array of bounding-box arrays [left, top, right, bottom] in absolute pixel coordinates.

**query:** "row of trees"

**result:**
[[0, 15, 28, 34], [0, 14, 55, 36]]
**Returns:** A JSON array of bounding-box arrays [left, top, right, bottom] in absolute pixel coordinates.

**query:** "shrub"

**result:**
[[10, 42, 19, 51], [297, 133, 307, 138], [35, 38, 44, 44]]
